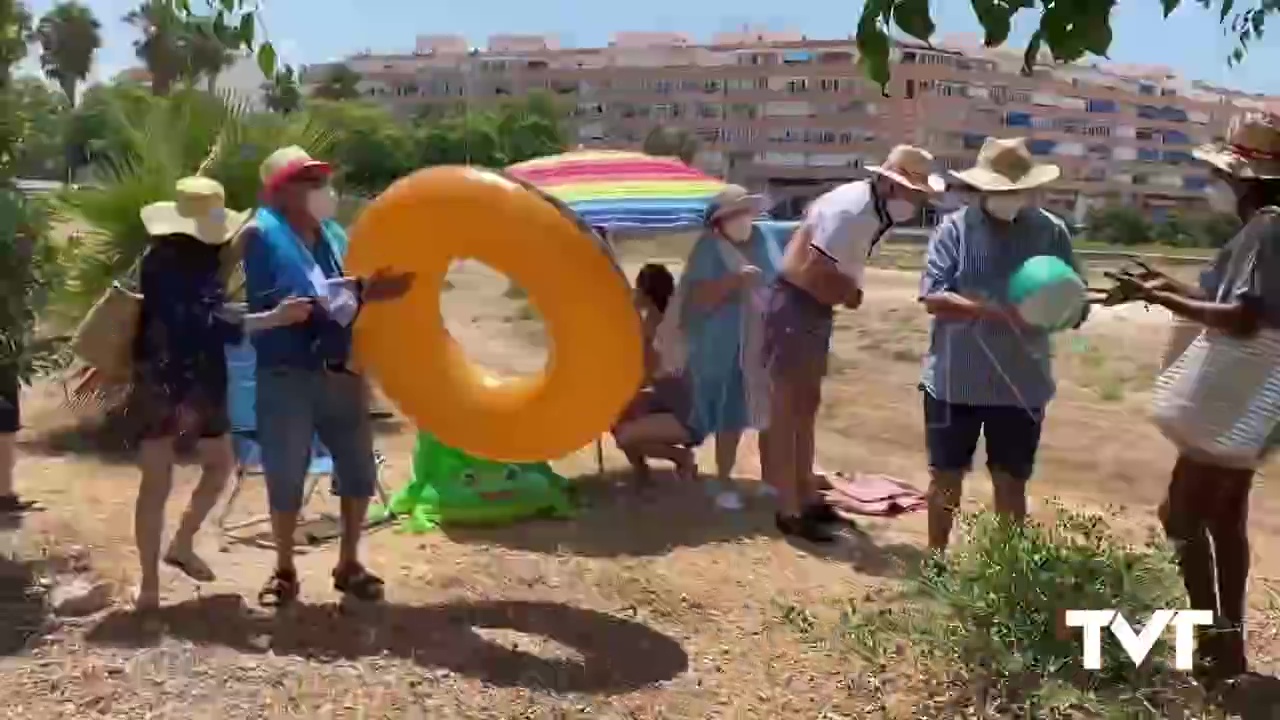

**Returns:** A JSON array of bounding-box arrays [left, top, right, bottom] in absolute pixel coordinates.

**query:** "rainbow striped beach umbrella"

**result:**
[[505, 150, 731, 231]]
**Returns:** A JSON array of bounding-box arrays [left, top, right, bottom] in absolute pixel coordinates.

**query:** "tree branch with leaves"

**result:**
[[854, 0, 1279, 91]]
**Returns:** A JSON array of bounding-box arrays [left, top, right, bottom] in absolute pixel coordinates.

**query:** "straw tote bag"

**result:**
[[69, 257, 144, 384], [1150, 327, 1280, 469]]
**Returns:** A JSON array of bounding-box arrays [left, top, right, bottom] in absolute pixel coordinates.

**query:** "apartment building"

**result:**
[[302, 29, 1278, 221]]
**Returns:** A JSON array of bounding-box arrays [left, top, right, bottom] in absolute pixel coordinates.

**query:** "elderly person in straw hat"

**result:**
[[763, 145, 941, 543], [655, 185, 788, 512], [1111, 113, 1280, 682], [241, 146, 414, 608], [130, 177, 314, 610], [919, 137, 1088, 554]]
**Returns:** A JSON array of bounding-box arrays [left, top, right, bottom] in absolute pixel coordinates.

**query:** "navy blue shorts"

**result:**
[[0, 367, 18, 434], [922, 391, 1044, 482]]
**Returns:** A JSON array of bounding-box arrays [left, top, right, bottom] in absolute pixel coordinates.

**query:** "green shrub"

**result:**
[[838, 505, 1199, 717]]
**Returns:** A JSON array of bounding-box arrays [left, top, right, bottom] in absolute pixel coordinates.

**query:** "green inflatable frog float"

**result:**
[[370, 432, 576, 532]]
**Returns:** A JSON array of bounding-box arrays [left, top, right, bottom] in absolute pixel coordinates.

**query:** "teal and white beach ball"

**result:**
[[1007, 255, 1086, 332]]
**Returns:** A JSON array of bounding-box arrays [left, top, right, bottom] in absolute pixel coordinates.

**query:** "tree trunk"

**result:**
[[60, 79, 77, 107]]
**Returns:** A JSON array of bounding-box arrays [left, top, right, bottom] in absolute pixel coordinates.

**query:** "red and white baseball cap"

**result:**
[[259, 145, 332, 197]]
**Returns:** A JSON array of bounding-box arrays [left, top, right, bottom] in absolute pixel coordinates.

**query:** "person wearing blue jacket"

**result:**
[[243, 146, 413, 608]]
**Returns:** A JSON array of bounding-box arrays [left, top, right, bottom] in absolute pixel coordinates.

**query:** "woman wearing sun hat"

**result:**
[[763, 145, 941, 543], [655, 184, 782, 511], [130, 176, 313, 610], [1112, 112, 1280, 683], [918, 137, 1088, 554]]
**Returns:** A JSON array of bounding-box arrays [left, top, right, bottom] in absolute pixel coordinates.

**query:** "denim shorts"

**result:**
[[922, 390, 1045, 482], [256, 367, 377, 513]]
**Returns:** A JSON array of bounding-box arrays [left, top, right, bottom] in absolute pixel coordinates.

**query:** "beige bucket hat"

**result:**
[[951, 137, 1061, 192], [1193, 112, 1280, 179], [868, 144, 945, 193], [704, 184, 766, 224], [140, 176, 248, 245]]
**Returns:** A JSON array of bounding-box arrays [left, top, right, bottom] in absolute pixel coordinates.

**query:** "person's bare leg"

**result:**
[[926, 469, 964, 553], [1159, 457, 1218, 616], [271, 511, 299, 572], [765, 380, 802, 517], [794, 377, 823, 509], [990, 469, 1028, 524], [135, 436, 177, 609], [621, 448, 653, 486], [714, 430, 742, 483], [165, 435, 234, 581], [338, 497, 370, 569]]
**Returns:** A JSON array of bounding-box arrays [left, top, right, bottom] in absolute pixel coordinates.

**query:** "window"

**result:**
[[1027, 139, 1056, 156], [963, 133, 986, 150], [1005, 111, 1032, 128], [704, 79, 722, 94], [1136, 128, 1156, 141], [819, 78, 850, 92], [902, 51, 917, 64], [1164, 150, 1194, 164], [1163, 130, 1190, 145], [1138, 148, 1160, 162], [786, 78, 809, 94], [1086, 98, 1117, 113], [905, 79, 916, 99], [1136, 105, 1159, 119], [1183, 176, 1209, 191]]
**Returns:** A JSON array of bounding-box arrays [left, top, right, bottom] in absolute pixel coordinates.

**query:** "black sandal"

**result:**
[[258, 568, 300, 608], [0, 495, 37, 513], [333, 563, 385, 602]]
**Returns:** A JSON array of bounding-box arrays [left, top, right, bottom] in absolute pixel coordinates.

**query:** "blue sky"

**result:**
[[18, 0, 1280, 94]]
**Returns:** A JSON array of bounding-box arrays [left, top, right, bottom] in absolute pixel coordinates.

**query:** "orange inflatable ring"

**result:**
[[345, 166, 644, 462]]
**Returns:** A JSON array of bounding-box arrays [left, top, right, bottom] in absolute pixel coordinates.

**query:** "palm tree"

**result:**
[[643, 125, 699, 165], [183, 16, 232, 91], [33, 1, 100, 106], [311, 64, 361, 101], [263, 63, 301, 114], [123, 0, 187, 96]]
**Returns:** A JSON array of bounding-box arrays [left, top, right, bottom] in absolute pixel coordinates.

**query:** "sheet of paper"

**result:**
[[325, 277, 359, 327], [306, 264, 330, 307]]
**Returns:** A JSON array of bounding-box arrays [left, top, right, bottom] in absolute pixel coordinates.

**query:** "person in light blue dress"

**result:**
[[661, 185, 785, 510]]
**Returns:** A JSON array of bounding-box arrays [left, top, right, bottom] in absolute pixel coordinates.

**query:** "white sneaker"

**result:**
[[756, 483, 779, 499], [715, 491, 745, 511]]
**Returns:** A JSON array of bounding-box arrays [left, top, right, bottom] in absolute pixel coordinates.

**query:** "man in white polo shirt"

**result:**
[[762, 145, 943, 543]]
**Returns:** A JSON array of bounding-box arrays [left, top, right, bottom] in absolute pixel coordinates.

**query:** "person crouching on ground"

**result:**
[[1114, 113, 1280, 683], [918, 137, 1088, 554], [130, 177, 313, 610], [613, 263, 701, 492], [242, 146, 414, 608], [764, 145, 941, 543]]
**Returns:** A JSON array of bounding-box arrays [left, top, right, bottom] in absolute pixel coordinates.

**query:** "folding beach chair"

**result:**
[[216, 339, 392, 547]]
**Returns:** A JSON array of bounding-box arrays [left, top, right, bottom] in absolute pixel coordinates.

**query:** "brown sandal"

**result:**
[[333, 563, 384, 602], [258, 568, 300, 608]]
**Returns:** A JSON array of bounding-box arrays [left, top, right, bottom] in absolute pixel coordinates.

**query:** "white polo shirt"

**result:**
[[803, 180, 893, 286]]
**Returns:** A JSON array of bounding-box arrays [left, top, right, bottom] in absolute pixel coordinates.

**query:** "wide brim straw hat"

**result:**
[[1192, 112, 1280, 180], [140, 176, 248, 245], [259, 145, 333, 196], [867, 144, 945, 194], [704, 184, 766, 225], [950, 137, 1061, 192]]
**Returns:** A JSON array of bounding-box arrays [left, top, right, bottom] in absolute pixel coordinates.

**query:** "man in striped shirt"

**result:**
[[918, 138, 1089, 553]]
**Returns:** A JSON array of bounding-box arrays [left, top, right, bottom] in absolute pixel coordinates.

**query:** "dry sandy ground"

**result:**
[[1, 247, 1278, 718]]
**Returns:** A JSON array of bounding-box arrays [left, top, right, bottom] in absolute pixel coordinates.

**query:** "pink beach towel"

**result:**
[[821, 472, 926, 518]]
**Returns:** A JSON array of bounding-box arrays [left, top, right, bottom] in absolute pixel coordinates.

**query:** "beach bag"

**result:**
[[1161, 317, 1203, 372], [69, 281, 142, 384], [1150, 328, 1280, 468]]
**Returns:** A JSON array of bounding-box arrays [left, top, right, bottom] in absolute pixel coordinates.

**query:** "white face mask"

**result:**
[[720, 215, 754, 243], [984, 193, 1027, 222], [886, 198, 917, 224], [306, 186, 338, 222], [1205, 179, 1237, 215]]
